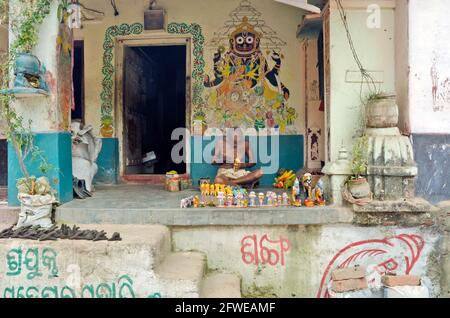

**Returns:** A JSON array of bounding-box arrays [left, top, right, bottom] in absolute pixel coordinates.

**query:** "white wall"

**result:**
[[328, 0, 396, 162], [409, 0, 450, 134]]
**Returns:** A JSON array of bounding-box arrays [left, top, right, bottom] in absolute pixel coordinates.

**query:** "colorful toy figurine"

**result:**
[[302, 173, 315, 208], [180, 196, 194, 209], [266, 191, 274, 206], [193, 196, 199, 208], [225, 186, 233, 196], [282, 193, 289, 206], [235, 192, 244, 207], [277, 195, 282, 206], [314, 179, 326, 206], [249, 191, 257, 207], [217, 191, 225, 207], [210, 184, 216, 197], [226, 193, 234, 207], [258, 193, 265, 206], [292, 178, 302, 207]]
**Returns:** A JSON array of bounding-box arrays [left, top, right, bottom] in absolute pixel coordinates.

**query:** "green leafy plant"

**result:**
[[0, 0, 55, 184], [351, 134, 369, 179]]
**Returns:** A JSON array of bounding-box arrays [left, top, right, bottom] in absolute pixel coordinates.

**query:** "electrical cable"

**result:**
[[110, 0, 119, 16]]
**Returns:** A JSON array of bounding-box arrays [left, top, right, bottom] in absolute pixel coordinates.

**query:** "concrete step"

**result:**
[[0, 207, 19, 224], [200, 273, 242, 298], [0, 224, 172, 298], [155, 251, 206, 298]]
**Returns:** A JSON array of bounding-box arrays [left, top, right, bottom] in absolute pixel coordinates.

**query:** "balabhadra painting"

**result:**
[[202, 0, 298, 133]]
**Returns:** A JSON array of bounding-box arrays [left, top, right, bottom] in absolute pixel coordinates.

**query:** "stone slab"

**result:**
[[353, 198, 435, 213], [201, 273, 242, 298], [55, 185, 354, 226]]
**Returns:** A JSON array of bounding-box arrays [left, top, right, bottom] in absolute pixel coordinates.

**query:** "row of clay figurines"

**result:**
[[180, 173, 326, 208]]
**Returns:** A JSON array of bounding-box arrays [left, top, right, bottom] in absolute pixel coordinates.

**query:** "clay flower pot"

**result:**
[[367, 94, 399, 128], [347, 178, 371, 199]]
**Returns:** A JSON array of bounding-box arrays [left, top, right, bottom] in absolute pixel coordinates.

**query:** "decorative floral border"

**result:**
[[100, 22, 205, 137]]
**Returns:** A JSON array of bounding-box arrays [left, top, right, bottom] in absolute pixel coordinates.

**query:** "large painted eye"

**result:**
[[236, 36, 245, 45], [246, 37, 254, 44]]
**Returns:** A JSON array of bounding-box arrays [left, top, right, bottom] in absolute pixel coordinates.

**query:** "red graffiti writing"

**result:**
[[316, 234, 425, 298], [241, 234, 290, 266]]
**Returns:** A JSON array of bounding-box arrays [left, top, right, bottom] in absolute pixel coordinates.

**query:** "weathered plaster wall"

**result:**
[[172, 224, 441, 298], [409, 0, 450, 134], [76, 0, 305, 136], [327, 1, 396, 162], [0, 24, 8, 139], [8, 0, 62, 132], [395, 0, 410, 134]]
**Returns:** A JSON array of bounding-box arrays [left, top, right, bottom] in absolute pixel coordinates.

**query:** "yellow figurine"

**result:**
[[193, 196, 199, 208], [225, 186, 233, 196], [210, 184, 216, 197]]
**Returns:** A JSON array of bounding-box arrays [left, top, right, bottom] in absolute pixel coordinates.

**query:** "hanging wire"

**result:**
[[110, 0, 119, 16], [334, 0, 380, 101]]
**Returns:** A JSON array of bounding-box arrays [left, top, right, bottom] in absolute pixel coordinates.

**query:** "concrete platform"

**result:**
[[55, 185, 354, 226]]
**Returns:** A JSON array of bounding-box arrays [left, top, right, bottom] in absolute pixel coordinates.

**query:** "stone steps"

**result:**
[[0, 223, 242, 298], [156, 252, 206, 298], [200, 273, 242, 298]]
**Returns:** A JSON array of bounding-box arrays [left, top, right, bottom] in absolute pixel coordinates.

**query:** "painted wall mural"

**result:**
[[99, 22, 205, 138], [316, 234, 425, 298], [203, 0, 297, 132]]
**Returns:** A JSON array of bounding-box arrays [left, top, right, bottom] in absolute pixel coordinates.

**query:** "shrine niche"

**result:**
[[203, 0, 298, 133]]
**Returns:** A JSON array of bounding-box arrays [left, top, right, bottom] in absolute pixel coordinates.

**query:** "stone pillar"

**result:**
[[7, 1, 73, 206], [322, 146, 352, 206]]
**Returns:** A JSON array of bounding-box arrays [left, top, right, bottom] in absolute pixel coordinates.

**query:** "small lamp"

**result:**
[[144, 0, 166, 31]]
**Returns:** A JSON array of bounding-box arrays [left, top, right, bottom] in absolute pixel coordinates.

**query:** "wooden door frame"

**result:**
[[115, 33, 192, 182]]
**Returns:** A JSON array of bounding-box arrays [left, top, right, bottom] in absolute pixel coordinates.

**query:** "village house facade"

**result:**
[[0, 0, 449, 299]]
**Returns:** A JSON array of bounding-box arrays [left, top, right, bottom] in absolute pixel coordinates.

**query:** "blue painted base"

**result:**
[[8, 132, 73, 207], [190, 135, 304, 187], [413, 134, 450, 204], [94, 138, 119, 185]]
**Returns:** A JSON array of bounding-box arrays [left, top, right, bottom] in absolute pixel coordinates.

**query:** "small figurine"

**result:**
[[193, 196, 199, 208], [302, 173, 315, 208], [180, 196, 194, 208], [266, 191, 273, 206], [217, 191, 225, 207], [226, 193, 234, 207], [258, 193, 265, 206], [236, 193, 244, 207], [210, 184, 216, 197], [272, 192, 279, 207], [282, 192, 289, 206], [277, 195, 282, 206], [292, 178, 302, 207], [249, 191, 257, 207], [314, 179, 326, 206], [225, 186, 233, 197]]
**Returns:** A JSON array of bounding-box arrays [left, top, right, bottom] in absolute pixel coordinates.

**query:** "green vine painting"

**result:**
[[100, 22, 206, 138]]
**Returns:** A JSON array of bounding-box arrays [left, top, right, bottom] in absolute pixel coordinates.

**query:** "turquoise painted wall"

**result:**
[[190, 135, 304, 187], [8, 132, 73, 206], [94, 138, 119, 185]]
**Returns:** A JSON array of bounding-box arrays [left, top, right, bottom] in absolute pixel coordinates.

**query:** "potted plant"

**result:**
[[347, 135, 371, 199], [0, 0, 56, 228]]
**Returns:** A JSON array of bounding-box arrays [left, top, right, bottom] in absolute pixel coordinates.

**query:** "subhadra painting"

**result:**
[[203, 1, 298, 133]]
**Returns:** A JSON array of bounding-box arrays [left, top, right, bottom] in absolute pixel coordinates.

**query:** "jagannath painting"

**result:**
[[203, 0, 298, 133]]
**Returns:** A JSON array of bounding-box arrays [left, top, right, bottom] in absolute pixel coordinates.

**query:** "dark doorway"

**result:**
[[123, 45, 187, 175], [72, 41, 84, 121]]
